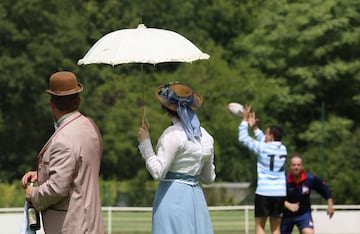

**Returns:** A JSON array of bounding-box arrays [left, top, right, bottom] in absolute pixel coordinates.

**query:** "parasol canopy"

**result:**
[[77, 24, 210, 127], [77, 24, 210, 66]]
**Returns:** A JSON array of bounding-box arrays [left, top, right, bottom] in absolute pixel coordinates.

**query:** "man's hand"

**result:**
[[327, 206, 334, 219], [326, 198, 334, 219], [242, 105, 251, 121], [285, 201, 300, 213], [21, 171, 38, 188], [248, 112, 258, 130], [25, 185, 34, 201]]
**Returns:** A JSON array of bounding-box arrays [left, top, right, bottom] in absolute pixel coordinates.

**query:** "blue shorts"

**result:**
[[281, 212, 314, 234]]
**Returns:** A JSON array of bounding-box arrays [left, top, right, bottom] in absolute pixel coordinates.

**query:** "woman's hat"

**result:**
[[46, 71, 83, 96], [155, 82, 203, 111]]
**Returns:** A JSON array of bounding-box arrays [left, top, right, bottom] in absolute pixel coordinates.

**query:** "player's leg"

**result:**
[[255, 217, 267, 234], [254, 194, 269, 234], [297, 212, 314, 234], [269, 196, 285, 234], [269, 217, 281, 234], [280, 216, 295, 234], [301, 228, 314, 234]]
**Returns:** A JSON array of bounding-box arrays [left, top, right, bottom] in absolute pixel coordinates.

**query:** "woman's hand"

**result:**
[[137, 123, 150, 143]]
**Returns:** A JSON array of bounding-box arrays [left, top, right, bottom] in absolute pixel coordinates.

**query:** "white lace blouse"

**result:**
[[138, 117, 216, 184]]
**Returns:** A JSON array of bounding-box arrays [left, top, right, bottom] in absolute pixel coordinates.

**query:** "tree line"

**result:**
[[0, 0, 359, 204]]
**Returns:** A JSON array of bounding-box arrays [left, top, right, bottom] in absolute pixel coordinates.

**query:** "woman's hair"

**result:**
[[51, 94, 80, 112], [161, 105, 179, 118]]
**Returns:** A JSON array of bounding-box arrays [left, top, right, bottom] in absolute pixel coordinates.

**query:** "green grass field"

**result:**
[[103, 210, 272, 234]]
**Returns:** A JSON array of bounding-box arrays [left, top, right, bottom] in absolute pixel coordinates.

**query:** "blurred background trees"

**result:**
[[0, 0, 359, 205]]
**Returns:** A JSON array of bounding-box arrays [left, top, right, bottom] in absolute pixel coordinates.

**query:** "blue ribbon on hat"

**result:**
[[160, 84, 202, 142]]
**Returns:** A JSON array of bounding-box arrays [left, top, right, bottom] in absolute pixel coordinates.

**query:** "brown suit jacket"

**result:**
[[32, 112, 105, 234]]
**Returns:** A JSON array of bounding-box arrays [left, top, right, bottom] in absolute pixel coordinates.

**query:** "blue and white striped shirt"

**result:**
[[238, 121, 287, 197]]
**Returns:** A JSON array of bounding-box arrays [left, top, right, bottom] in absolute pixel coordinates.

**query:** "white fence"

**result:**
[[1, 205, 359, 234]]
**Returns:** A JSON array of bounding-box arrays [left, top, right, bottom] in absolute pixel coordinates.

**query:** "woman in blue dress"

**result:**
[[137, 82, 216, 234]]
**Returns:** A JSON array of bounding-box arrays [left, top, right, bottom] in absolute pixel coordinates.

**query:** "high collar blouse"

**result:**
[[138, 117, 216, 184]]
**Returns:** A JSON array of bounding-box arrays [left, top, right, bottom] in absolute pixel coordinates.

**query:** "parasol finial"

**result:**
[[137, 24, 146, 29]]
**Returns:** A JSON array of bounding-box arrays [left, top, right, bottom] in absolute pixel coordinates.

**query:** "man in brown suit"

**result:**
[[21, 71, 105, 234]]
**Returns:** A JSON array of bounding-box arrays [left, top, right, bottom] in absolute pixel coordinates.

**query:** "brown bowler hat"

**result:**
[[46, 71, 83, 96], [155, 82, 203, 111]]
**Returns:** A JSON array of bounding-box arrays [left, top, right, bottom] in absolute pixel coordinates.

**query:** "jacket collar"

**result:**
[[38, 112, 82, 158], [288, 171, 307, 184], [54, 111, 80, 130]]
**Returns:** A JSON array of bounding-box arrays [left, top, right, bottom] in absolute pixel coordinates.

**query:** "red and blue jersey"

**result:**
[[284, 171, 332, 217]]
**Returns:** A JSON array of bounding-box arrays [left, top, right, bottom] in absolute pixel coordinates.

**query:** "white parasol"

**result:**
[[78, 24, 209, 65], [78, 23, 210, 126]]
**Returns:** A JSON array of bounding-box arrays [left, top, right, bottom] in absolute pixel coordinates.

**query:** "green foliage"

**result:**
[[100, 179, 120, 206], [0, 182, 24, 207], [126, 169, 157, 207], [231, 0, 360, 203], [0, 0, 359, 204], [100, 172, 157, 207]]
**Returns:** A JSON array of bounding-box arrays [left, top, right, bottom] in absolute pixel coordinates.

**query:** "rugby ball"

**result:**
[[227, 102, 244, 117]]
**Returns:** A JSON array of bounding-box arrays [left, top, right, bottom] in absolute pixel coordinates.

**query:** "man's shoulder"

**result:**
[[304, 172, 322, 185], [305, 172, 316, 179]]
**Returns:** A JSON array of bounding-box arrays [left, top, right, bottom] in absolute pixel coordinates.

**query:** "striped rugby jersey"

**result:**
[[238, 121, 287, 197]]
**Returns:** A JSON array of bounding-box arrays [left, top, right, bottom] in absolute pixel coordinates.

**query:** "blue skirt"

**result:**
[[152, 172, 214, 234]]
